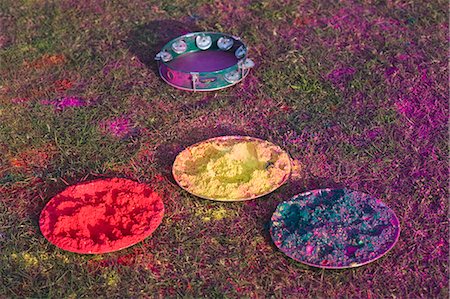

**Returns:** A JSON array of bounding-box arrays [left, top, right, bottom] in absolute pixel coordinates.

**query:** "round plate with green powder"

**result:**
[[172, 136, 292, 201], [270, 188, 400, 269]]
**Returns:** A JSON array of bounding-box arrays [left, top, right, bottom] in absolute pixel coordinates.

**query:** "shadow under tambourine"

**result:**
[[126, 20, 202, 74]]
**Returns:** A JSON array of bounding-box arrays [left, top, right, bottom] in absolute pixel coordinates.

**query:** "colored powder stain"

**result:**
[[54, 79, 74, 91], [195, 206, 232, 222], [0, 35, 9, 48], [109, 118, 130, 134], [10, 157, 28, 168], [38, 252, 49, 261], [39, 178, 164, 254], [326, 67, 357, 90], [289, 159, 305, 179], [251, 235, 273, 253], [103, 270, 120, 287], [194, 207, 208, 219], [25, 54, 66, 69], [9, 146, 55, 170], [11, 98, 30, 104], [101, 117, 137, 139], [58, 254, 70, 264], [173, 137, 291, 200], [212, 207, 228, 220], [41, 97, 87, 110], [11, 252, 39, 268]]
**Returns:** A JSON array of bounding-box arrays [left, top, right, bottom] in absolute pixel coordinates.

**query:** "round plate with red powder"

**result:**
[[270, 189, 400, 269], [39, 178, 164, 254]]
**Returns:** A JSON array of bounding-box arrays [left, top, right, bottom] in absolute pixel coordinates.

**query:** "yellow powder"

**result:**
[[174, 138, 291, 200], [212, 207, 228, 220], [103, 270, 120, 287], [11, 252, 39, 268], [195, 206, 233, 221], [58, 254, 70, 264]]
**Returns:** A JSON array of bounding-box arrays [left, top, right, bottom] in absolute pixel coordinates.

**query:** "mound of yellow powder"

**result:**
[[173, 137, 291, 201]]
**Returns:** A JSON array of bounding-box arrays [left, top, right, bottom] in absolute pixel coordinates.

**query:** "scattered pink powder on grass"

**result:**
[[385, 66, 399, 78], [11, 98, 30, 104], [0, 35, 9, 48], [365, 128, 383, 140], [41, 97, 88, 110], [100, 117, 138, 139], [327, 67, 356, 86]]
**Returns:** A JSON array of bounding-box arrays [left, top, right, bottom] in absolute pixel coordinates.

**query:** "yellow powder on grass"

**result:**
[[11, 252, 39, 268], [196, 206, 233, 222], [103, 270, 120, 287]]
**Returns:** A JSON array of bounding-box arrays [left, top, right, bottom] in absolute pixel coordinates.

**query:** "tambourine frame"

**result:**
[[155, 32, 254, 91]]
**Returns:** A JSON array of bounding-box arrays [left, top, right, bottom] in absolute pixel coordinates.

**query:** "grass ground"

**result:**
[[0, 0, 448, 298]]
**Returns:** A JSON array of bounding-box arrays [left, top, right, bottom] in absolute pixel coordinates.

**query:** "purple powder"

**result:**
[[327, 67, 357, 85], [41, 97, 87, 110], [100, 117, 138, 139]]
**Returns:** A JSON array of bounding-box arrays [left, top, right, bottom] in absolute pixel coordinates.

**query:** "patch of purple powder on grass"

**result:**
[[41, 96, 88, 110], [326, 67, 356, 89], [100, 117, 139, 139]]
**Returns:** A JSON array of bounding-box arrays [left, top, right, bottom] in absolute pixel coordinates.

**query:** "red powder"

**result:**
[[39, 178, 164, 254]]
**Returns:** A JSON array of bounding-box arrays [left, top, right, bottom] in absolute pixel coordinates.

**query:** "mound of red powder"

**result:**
[[39, 178, 164, 254]]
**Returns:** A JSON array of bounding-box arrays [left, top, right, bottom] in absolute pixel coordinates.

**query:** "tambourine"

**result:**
[[155, 32, 254, 91]]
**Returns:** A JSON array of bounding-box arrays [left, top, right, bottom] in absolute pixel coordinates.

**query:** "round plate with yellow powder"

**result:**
[[172, 136, 292, 201]]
